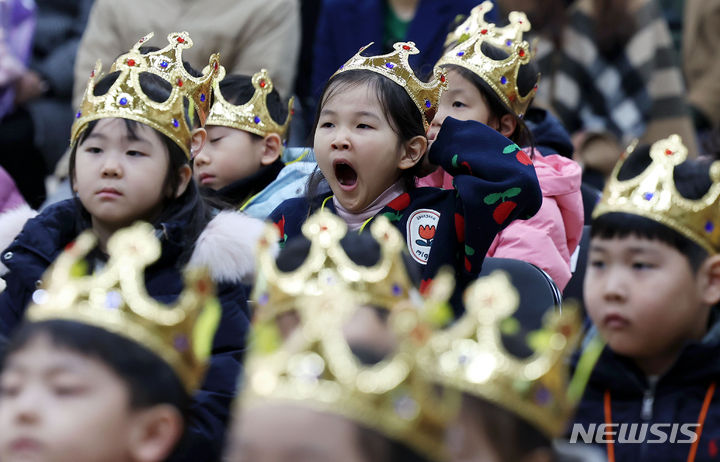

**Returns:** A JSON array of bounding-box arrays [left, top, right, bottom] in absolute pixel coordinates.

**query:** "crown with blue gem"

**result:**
[[417, 271, 582, 438], [244, 253, 459, 461], [71, 31, 220, 158], [437, 1, 538, 117], [26, 222, 222, 394], [205, 67, 293, 142], [594, 135, 720, 255], [332, 42, 447, 130], [252, 209, 426, 324]]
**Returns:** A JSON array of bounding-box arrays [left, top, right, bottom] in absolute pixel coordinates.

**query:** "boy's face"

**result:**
[[0, 334, 141, 462], [193, 125, 266, 190], [585, 235, 710, 366], [225, 403, 368, 462]]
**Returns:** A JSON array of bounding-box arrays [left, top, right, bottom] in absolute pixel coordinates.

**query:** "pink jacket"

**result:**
[[418, 151, 584, 290]]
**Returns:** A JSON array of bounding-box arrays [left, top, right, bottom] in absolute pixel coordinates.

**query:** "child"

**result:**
[[418, 2, 584, 291], [193, 68, 315, 217], [0, 32, 264, 461], [418, 270, 587, 462], [0, 224, 220, 462], [575, 135, 720, 460], [226, 212, 455, 462], [270, 41, 542, 308]]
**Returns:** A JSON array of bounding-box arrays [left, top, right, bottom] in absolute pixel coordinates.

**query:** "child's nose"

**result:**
[[101, 158, 123, 178], [330, 128, 350, 150], [601, 269, 627, 301], [193, 150, 210, 166]]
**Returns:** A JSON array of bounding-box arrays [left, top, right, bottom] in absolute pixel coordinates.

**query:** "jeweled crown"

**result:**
[[594, 135, 720, 255], [205, 67, 293, 142], [26, 222, 222, 393], [252, 210, 420, 323], [245, 255, 458, 460], [437, 1, 538, 117], [333, 42, 447, 130], [71, 31, 220, 158], [418, 271, 581, 437]]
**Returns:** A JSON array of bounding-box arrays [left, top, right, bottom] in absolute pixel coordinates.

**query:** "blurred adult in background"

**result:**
[[310, 0, 489, 107], [498, 0, 698, 189], [0, 0, 92, 208], [72, 0, 301, 109]]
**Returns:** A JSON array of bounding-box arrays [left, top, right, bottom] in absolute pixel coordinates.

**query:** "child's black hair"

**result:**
[[307, 69, 427, 200], [214, 74, 290, 140], [69, 60, 213, 263], [463, 394, 553, 462], [440, 42, 538, 148], [591, 144, 714, 272]]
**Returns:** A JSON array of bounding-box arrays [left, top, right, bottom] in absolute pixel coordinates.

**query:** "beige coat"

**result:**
[[683, 0, 720, 129], [72, 0, 300, 107]]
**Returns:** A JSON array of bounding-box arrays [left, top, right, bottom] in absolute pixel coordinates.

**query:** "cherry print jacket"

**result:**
[[270, 118, 542, 312]]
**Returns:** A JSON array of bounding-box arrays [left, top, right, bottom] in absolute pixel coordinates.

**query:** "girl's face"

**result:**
[[225, 403, 368, 462], [193, 126, 267, 190], [73, 118, 173, 235], [428, 69, 494, 144], [0, 333, 138, 462], [314, 82, 420, 212]]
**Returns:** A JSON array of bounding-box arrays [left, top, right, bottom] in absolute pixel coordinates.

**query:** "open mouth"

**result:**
[[334, 161, 358, 188]]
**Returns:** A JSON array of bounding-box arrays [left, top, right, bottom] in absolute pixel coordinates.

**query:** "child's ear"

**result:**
[[260, 133, 283, 166], [498, 113, 518, 139], [190, 128, 207, 156], [699, 255, 720, 305], [127, 405, 183, 462], [173, 164, 193, 198], [398, 135, 428, 170]]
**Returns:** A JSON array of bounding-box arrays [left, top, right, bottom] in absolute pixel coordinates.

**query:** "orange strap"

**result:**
[[687, 382, 716, 462], [604, 382, 716, 462], [604, 390, 615, 462]]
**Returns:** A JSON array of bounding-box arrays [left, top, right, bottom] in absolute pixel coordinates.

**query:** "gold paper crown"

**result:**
[[26, 222, 222, 393], [418, 271, 581, 438], [437, 1, 538, 117], [594, 135, 720, 255], [252, 210, 420, 322], [205, 67, 293, 142], [244, 281, 458, 461], [71, 31, 221, 158], [333, 42, 447, 130]]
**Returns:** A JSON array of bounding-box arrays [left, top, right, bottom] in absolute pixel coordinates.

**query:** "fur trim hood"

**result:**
[[188, 210, 275, 285], [0, 204, 38, 276]]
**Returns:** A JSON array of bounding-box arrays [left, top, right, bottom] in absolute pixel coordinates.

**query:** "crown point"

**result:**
[[90, 70, 95, 77], [392, 284, 402, 296], [127, 58, 136, 67], [500, 76, 508, 85], [172, 118, 179, 128], [457, 51, 465, 57], [161, 60, 169, 68], [173, 334, 189, 352], [425, 99, 431, 108], [643, 192, 654, 201], [481, 29, 488, 34], [105, 291, 122, 310], [75, 111, 82, 119], [506, 39, 512, 46], [119, 97, 128, 106], [665, 148, 673, 156], [402, 45, 411, 50], [259, 80, 266, 88], [385, 62, 395, 69], [200, 93, 206, 102], [213, 62, 218, 70], [177, 37, 185, 43], [440, 75, 446, 83], [706, 221, 715, 233], [519, 49, 525, 57], [253, 116, 261, 124]]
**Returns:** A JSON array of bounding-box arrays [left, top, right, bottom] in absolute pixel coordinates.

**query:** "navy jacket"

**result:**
[[573, 319, 720, 461], [311, 0, 492, 97], [270, 118, 542, 309], [0, 198, 250, 462]]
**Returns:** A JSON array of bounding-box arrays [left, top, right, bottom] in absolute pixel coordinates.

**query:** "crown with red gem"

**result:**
[[244, 260, 458, 461], [26, 222, 222, 393], [594, 135, 720, 255], [71, 31, 220, 158], [252, 210, 424, 324], [205, 67, 293, 142], [417, 271, 582, 438], [332, 42, 447, 130], [437, 1, 538, 117]]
